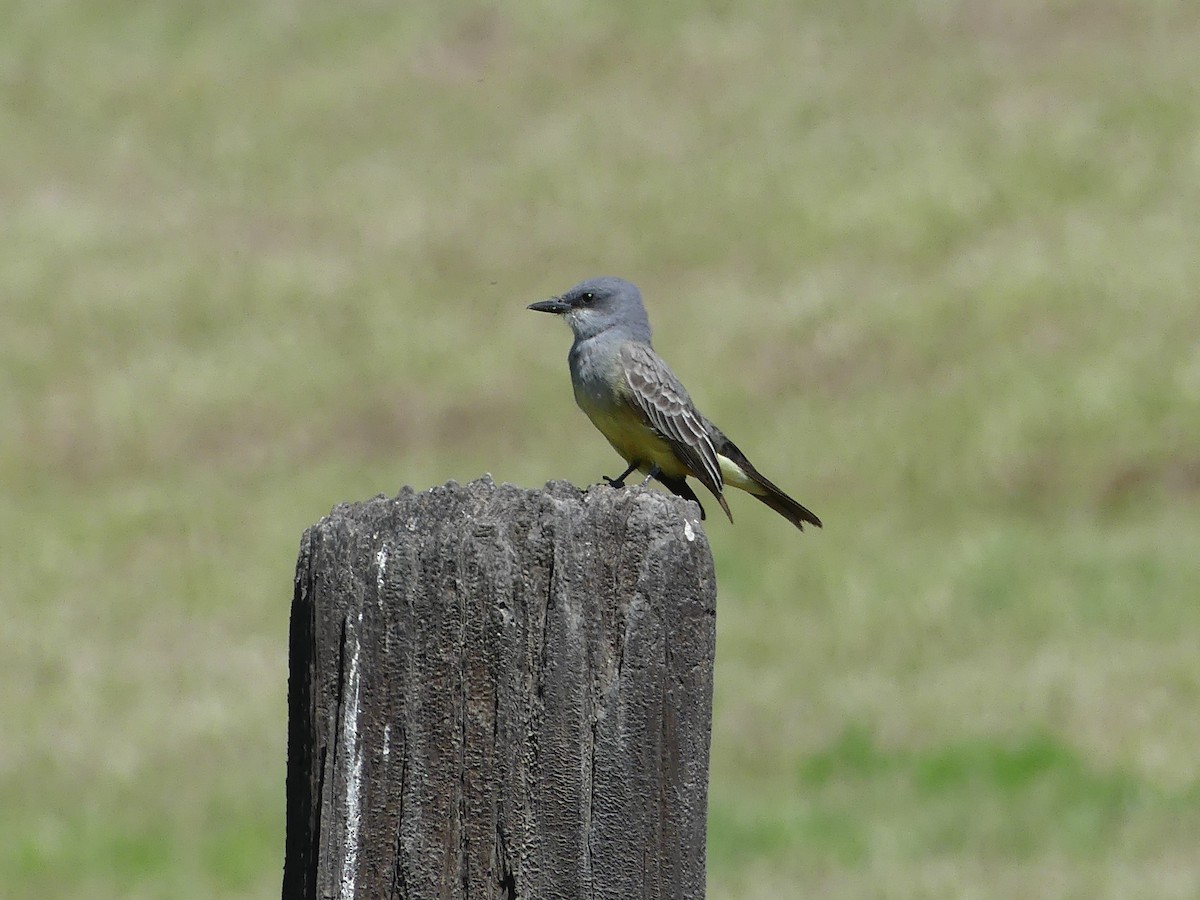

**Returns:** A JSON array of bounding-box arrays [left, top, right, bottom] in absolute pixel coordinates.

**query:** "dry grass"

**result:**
[[3, 1, 1200, 897]]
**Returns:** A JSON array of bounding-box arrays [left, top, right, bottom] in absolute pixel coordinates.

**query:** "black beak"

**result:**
[[527, 297, 570, 314]]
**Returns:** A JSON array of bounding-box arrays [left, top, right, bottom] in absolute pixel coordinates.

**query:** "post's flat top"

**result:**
[[322, 475, 708, 543]]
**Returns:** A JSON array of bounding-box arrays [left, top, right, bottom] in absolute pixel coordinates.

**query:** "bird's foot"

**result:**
[[603, 462, 641, 489], [639, 465, 661, 487]]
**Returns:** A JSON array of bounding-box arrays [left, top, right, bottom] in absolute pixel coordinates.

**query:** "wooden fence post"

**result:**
[[282, 477, 717, 899]]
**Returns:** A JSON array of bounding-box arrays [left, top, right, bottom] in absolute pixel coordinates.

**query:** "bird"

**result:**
[[528, 276, 821, 531]]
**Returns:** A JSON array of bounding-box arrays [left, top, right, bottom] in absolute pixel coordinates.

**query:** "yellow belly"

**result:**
[[578, 400, 691, 478]]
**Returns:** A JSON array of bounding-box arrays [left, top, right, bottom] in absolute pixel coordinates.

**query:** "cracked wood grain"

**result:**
[[282, 477, 716, 900]]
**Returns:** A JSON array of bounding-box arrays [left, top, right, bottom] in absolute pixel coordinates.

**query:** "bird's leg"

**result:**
[[603, 461, 640, 489], [640, 464, 661, 486]]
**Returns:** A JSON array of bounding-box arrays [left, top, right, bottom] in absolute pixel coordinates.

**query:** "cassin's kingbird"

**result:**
[[528, 276, 821, 531]]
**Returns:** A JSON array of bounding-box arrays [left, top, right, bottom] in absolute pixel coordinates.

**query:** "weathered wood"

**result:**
[[282, 476, 716, 900]]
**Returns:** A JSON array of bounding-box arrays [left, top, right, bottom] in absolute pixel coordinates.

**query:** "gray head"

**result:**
[[527, 276, 652, 344]]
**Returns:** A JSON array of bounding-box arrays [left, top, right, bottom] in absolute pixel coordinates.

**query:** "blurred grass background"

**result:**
[[3, 1, 1199, 897]]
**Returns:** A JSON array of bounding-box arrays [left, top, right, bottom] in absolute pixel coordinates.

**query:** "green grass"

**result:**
[[4, 1, 1200, 897]]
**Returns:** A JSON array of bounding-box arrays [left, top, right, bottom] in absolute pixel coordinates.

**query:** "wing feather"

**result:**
[[619, 343, 724, 497]]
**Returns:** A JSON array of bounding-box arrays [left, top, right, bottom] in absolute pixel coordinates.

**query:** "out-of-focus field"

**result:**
[[3, 2, 1199, 897]]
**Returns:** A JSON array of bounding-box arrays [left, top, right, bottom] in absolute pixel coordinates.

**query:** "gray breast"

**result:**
[[569, 336, 624, 410]]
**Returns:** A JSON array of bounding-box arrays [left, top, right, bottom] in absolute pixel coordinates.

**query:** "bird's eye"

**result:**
[[580, 292, 595, 304]]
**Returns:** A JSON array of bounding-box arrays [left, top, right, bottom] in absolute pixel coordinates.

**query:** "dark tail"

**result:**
[[749, 476, 822, 530], [655, 472, 734, 523], [716, 436, 822, 531]]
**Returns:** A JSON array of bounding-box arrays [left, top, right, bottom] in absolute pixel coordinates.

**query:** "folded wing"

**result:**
[[619, 342, 732, 520]]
